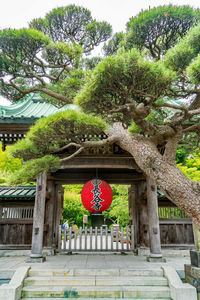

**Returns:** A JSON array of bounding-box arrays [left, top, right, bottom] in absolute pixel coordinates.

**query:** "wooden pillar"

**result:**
[[54, 185, 64, 250], [146, 176, 162, 259], [137, 181, 149, 248], [128, 184, 139, 248], [29, 172, 47, 262], [43, 180, 56, 254]]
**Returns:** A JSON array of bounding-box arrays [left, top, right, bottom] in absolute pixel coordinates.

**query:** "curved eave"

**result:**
[[0, 93, 79, 123], [0, 117, 37, 124]]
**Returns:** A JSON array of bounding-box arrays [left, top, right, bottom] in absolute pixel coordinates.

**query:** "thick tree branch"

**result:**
[[60, 146, 84, 164], [163, 130, 182, 164], [188, 108, 200, 117], [37, 87, 72, 104], [183, 123, 200, 133], [82, 135, 119, 148], [110, 103, 135, 113], [154, 102, 188, 111], [53, 142, 81, 154], [59, 135, 119, 168], [134, 89, 158, 100]]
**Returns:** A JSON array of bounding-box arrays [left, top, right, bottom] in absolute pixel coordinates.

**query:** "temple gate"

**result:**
[[0, 95, 194, 261]]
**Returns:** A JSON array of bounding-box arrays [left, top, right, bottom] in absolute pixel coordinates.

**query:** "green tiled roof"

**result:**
[[0, 185, 166, 199], [0, 186, 36, 198], [0, 94, 78, 123]]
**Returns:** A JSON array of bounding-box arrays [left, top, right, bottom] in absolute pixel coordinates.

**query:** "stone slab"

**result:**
[[190, 251, 200, 267], [163, 265, 197, 300], [0, 266, 30, 300]]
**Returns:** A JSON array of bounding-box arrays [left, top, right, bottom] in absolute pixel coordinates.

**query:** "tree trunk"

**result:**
[[108, 123, 200, 228]]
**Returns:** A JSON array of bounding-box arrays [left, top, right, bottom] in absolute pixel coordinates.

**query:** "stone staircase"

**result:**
[[20, 268, 171, 299]]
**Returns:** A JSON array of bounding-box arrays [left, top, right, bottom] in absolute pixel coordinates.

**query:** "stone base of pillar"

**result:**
[[146, 255, 166, 262], [43, 247, 55, 256], [146, 256, 166, 262], [26, 254, 46, 263]]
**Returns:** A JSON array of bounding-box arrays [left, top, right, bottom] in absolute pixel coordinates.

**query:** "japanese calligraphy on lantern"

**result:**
[[81, 179, 113, 212]]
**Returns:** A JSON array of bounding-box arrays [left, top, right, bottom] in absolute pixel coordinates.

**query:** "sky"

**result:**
[[0, 0, 199, 106]]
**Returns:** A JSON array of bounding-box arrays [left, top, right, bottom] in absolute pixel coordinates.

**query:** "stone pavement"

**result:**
[[0, 249, 191, 272]]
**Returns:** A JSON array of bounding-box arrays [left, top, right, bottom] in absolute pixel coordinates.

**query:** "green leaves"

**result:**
[[43, 42, 83, 67], [63, 187, 89, 227], [10, 110, 107, 160], [0, 144, 23, 184], [0, 28, 50, 69], [186, 53, 200, 85], [103, 32, 125, 56], [125, 5, 200, 60], [164, 23, 200, 73], [103, 185, 129, 226], [0, 4, 112, 103], [30, 4, 112, 53], [75, 48, 175, 122], [177, 153, 200, 182], [8, 155, 60, 185]]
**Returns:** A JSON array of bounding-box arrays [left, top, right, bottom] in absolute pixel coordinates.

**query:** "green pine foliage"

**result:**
[[164, 23, 200, 73], [8, 155, 60, 185], [29, 5, 112, 54], [10, 110, 107, 161], [75, 48, 175, 123], [126, 5, 200, 59]]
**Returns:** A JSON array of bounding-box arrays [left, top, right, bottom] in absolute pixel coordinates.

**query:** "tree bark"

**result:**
[[107, 123, 200, 228]]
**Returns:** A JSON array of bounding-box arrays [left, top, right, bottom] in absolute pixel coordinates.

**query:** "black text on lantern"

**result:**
[[91, 179, 104, 211]]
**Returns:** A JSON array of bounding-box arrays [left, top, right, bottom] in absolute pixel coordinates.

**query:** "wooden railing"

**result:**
[[1, 207, 34, 219], [59, 225, 134, 253]]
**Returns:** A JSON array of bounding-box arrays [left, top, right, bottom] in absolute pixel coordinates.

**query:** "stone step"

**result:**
[[24, 276, 168, 286], [22, 285, 171, 299], [28, 268, 164, 277], [20, 297, 171, 300]]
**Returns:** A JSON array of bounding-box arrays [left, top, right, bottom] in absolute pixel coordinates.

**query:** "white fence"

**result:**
[[58, 225, 134, 252]]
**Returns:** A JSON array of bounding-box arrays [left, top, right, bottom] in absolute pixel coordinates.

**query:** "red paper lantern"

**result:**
[[81, 179, 113, 212]]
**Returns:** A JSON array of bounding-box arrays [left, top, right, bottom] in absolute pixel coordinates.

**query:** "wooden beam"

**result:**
[[60, 157, 139, 170], [50, 170, 145, 185]]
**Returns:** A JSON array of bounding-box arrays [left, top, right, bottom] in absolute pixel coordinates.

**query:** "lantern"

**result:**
[[81, 179, 113, 212]]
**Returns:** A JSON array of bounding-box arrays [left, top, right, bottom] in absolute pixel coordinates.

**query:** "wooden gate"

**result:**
[[58, 225, 134, 253]]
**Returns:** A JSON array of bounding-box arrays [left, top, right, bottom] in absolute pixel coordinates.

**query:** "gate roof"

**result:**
[[0, 185, 36, 199], [0, 94, 77, 124]]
